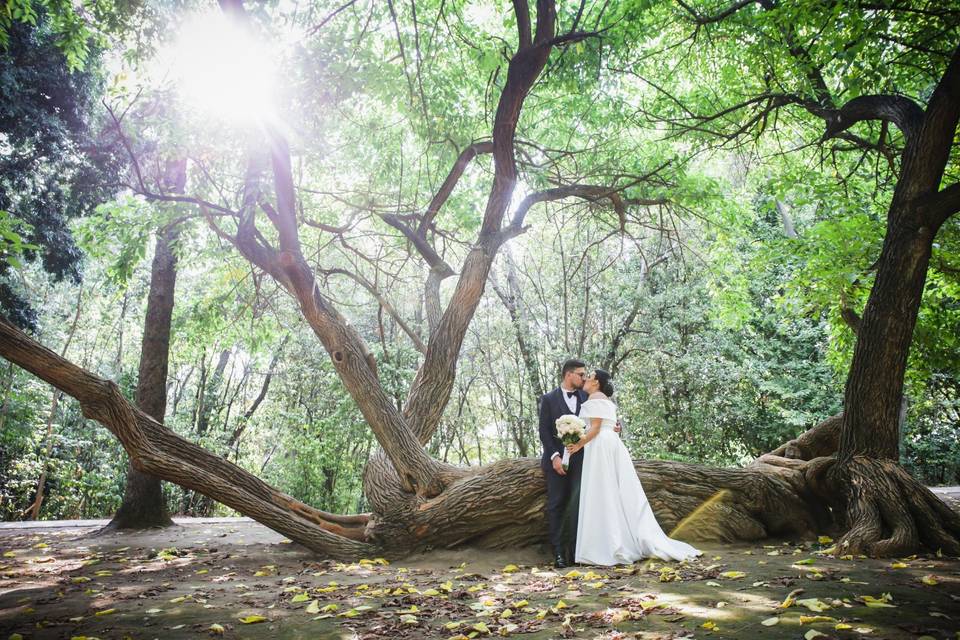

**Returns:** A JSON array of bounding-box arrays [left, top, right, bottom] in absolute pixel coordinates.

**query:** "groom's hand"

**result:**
[[614, 420, 622, 434], [551, 457, 566, 476]]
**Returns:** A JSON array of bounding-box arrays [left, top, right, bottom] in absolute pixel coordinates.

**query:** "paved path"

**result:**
[[0, 516, 252, 530]]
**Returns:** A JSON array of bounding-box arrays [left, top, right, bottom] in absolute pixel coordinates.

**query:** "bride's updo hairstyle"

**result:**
[[594, 369, 614, 397]]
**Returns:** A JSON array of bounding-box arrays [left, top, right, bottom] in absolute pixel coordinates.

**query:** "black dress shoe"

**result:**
[[553, 554, 568, 569]]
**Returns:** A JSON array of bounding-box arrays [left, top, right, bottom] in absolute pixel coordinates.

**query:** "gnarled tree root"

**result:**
[[826, 456, 960, 557]]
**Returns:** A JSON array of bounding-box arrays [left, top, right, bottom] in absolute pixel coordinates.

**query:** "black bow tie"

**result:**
[[566, 391, 577, 398]]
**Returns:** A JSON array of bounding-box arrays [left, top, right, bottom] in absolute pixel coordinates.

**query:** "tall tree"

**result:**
[[103, 159, 186, 530]]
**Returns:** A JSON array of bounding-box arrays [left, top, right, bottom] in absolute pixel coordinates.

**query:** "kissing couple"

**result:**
[[539, 359, 703, 567]]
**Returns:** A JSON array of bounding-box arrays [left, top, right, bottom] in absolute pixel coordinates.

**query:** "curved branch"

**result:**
[[0, 316, 375, 557], [823, 94, 925, 143], [417, 140, 494, 235]]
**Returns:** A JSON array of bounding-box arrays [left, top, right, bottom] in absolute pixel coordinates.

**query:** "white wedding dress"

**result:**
[[575, 397, 702, 565]]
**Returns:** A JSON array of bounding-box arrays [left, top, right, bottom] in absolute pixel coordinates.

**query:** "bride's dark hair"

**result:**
[[593, 368, 614, 397]]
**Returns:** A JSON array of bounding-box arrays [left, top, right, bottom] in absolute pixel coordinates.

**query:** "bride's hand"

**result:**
[[565, 443, 581, 454]]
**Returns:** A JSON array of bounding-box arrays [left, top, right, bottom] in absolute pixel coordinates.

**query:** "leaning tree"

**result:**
[[1, 0, 958, 558]]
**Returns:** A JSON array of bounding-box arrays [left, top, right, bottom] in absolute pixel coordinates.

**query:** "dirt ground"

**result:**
[[0, 519, 958, 639]]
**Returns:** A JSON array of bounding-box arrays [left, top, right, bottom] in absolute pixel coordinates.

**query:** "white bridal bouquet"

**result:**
[[555, 415, 586, 470]]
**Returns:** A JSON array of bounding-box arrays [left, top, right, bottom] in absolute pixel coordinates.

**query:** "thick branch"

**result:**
[[0, 316, 373, 557], [417, 140, 494, 235], [922, 182, 960, 227], [402, 0, 557, 443], [823, 94, 925, 144]]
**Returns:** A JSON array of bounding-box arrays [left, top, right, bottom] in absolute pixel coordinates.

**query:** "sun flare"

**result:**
[[169, 12, 277, 123]]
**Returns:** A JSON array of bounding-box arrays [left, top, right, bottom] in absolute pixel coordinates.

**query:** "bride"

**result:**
[[565, 369, 702, 565]]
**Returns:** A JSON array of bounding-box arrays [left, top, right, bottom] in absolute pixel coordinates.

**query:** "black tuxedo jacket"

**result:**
[[538, 386, 588, 467]]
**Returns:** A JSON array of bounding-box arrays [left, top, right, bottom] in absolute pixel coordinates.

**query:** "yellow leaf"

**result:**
[[817, 536, 833, 544], [338, 609, 360, 618], [94, 570, 112, 576], [535, 609, 548, 620], [920, 575, 939, 586], [445, 621, 462, 630], [499, 623, 519, 636], [761, 617, 780, 626], [305, 600, 320, 614], [805, 631, 827, 640], [291, 593, 310, 603], [238, 615, 267, 624], [855, 628, 874, 634], [500, 608, 513, 618], [399, 614, 418, 624], [796, 598, 831, 613], [320, 604, 338, 613], [94, 608, 115, 616], [563, 570, 582, 579], [71, 577, 90, 583], [512, 600, 528, 608], [800, 615, 836, 624], [313, 586, 337, 593], [421, 588, 441, 596], [502, 564, 519, 573], [890, 562, 908, 569], [860, 593, 895, 608], [702, 620, 717, 630], [169, 596, 187, 604], [209, 623, 225, 635], [34, 542, 49, 549], [439, 580, 453, 592], [554, 600, 568, 609], [720, 571, 746, 579], [835, 623, 853, 630], [794, 558, 815, 565], [195, 569, 208, 575], [472, 622, 491, 634], [2, 552, 16, 558]]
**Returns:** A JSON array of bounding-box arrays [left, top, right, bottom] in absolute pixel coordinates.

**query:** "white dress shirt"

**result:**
[[551, 385, 579, 460]]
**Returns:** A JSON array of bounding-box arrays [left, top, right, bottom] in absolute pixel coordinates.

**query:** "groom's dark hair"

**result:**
[[561, 358, 586, 377]]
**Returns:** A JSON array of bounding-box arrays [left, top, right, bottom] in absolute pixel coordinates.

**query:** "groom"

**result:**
[[539, 358, 588, 568]]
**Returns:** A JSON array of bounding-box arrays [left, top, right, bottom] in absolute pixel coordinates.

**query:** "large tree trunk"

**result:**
[[808, 46, 960, 556], [104, 159, 187, 530]]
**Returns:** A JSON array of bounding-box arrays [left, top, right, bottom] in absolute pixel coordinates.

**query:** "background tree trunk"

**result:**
[[103, 158, 187, 530]]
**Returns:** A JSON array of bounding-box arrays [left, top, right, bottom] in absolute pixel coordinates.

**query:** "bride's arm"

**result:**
[[567, 417, 602, 454]]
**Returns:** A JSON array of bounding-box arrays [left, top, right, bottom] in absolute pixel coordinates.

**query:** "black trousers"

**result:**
[[542, 450, 583, 554]]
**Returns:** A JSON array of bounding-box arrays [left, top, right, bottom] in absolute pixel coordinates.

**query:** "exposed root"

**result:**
[[830, 457, 960, 557]]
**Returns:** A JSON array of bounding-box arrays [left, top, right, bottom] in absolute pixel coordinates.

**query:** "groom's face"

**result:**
[[568, 367, 586, 389]]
